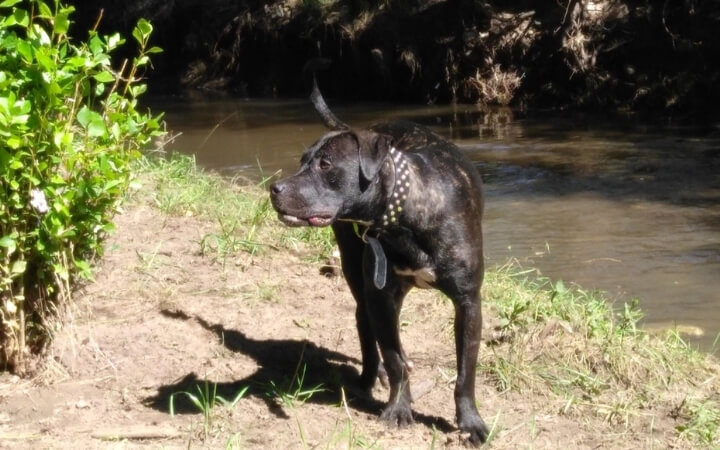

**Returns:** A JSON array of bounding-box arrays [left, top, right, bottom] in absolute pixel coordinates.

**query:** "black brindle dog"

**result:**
[[270, 64, 488, 444]]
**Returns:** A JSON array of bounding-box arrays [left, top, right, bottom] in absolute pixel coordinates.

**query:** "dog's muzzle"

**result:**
[[270, 181, 335, 227]]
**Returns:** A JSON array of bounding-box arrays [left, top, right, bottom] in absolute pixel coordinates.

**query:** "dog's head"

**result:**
[[270, 130, 392, 227]]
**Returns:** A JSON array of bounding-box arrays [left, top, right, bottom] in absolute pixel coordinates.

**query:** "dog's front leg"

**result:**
[[355, 299, 382, 390], [365, 290, 413, 426], [453, 289, 489, 444], [332, 224, 382, 391], [362, 251, 413, 426]]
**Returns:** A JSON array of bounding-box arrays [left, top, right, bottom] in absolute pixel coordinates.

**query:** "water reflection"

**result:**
[[147, 95, 720, 352]]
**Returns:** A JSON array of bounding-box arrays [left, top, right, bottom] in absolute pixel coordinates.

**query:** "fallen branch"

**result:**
[[91, 425, 181, 441]]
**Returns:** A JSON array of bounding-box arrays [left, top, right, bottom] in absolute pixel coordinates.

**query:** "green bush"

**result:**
[[0, 0, 164, 373]]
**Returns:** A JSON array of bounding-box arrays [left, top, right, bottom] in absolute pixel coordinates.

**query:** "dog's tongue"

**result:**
[[308, 216, 332, 227]]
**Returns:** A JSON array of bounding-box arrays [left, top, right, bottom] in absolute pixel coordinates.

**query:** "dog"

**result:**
[[269, 63, 488, 445]]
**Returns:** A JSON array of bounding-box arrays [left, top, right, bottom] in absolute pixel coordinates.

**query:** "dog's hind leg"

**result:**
[[447, 282, 489, 444]]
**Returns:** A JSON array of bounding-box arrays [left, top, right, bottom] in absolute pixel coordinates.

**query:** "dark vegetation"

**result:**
[[71, 0, 720, 116]]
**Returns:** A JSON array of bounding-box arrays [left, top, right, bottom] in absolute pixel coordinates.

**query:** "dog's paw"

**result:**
[[357, 361, 389, 391], [380, 401, 414, 427], [377, 362, 389, 388], [458, 415, 489, 446]]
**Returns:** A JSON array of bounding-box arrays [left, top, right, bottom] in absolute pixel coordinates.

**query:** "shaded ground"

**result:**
[[0, 185, 710, 448]]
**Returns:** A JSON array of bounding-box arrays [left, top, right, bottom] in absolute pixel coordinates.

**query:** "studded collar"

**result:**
[[379, 146, 410, 228], [362, 146, 411, 290]]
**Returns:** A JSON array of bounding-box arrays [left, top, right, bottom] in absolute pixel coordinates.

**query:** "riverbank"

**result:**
[[73, 1, 720, 117], [1, 154, 717, 448]]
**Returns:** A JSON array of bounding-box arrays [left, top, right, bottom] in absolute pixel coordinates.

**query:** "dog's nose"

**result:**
[[270, 181, 284, 196]]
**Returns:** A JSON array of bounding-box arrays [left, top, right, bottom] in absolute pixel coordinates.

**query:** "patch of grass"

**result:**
[[325, 419, 379, 449], [256, 279, 280, 302], [280, 225, 337, 263], [674, 397, 720, 446], [266, 363, 325, 410], [135, 243, 164, 274], [199, 216, 266, 264], [481, 262, 720, 447], [169, 380, 249, 440], [224, 432, 243, 449], [133, 153, 232, 217], [484, 409, 503, 446], [133, 153, 335, 265]]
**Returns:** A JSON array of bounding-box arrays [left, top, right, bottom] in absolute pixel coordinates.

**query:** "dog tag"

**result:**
[[366, 236, 387, 290]]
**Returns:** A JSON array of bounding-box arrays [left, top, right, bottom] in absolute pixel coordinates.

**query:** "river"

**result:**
[[147, 95, 720, 352]]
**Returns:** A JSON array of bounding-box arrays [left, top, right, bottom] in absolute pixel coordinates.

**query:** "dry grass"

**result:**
[[463, 64, 522, 106]]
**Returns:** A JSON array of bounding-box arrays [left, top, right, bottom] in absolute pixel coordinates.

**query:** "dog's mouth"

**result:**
[[278, 213, 334, 228]]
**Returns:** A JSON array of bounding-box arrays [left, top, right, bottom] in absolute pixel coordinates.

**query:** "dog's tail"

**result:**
[[303, 58, 349, 131]]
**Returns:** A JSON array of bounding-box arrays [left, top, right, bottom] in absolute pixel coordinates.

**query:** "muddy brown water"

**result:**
[[148, 95, 720, 352]]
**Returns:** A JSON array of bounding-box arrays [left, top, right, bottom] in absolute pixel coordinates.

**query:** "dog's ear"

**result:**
[[358, 132, 392, 186]]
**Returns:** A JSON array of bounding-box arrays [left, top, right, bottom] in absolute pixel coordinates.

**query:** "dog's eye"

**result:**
[[318, 159, 332, 171]]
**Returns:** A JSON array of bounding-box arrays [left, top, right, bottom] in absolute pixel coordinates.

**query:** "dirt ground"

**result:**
[[0, 196, 693, 449]]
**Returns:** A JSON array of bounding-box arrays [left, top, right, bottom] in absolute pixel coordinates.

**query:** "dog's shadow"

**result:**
[[143, 309, 455, 433]]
